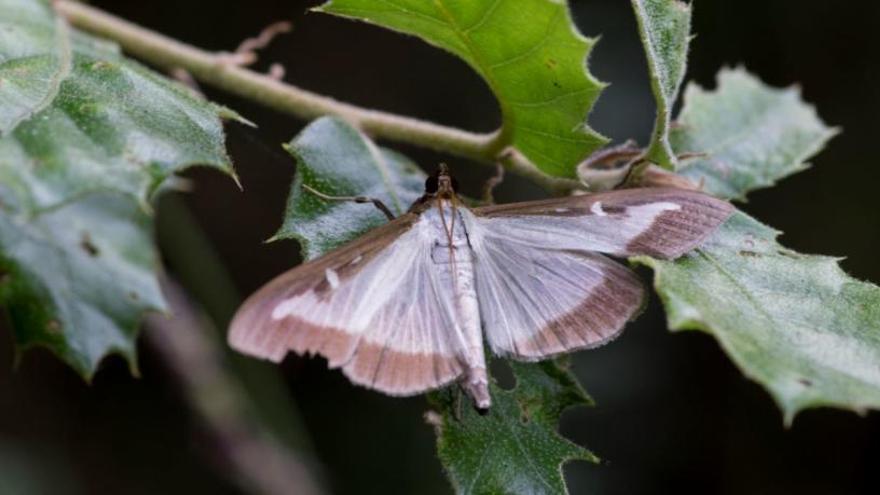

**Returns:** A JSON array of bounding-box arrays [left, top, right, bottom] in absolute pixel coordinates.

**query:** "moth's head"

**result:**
[[425, 163, 459, 198]]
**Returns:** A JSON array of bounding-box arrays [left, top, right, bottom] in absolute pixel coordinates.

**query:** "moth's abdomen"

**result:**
[[423, 203, 490, 408]]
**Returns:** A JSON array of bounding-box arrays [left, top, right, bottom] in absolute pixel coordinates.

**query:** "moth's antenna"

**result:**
[[302, 184, 395, 221]]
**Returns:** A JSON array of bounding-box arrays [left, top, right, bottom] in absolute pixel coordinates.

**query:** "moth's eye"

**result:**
[[425, 175, 439, 193]]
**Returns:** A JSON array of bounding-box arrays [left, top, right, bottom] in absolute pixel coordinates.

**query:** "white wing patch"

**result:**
[[486, 201, 679, 256], [325, 268, 340, 290]]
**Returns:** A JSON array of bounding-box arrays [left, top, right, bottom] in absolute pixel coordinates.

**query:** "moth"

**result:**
[[229, 165, 733, 411]]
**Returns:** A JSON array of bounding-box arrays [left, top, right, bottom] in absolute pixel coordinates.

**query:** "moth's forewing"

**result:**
[[474, 187, 734, 259], [228, 212, 467, 396], [229, 214, 418, 363], [468, 188, 733, 360]]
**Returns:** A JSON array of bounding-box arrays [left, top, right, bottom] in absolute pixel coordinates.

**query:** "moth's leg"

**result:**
[[302, 184, 395, 221], [481, 163, 505, 205]]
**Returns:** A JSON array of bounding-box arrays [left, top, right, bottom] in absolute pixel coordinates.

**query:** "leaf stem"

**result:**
[[51, 1, 574, 185]]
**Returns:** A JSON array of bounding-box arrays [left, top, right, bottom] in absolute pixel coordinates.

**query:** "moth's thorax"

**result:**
[[420, 200, 473, 263]]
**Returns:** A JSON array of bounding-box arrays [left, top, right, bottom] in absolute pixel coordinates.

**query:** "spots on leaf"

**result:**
[[89, 61, 113, 71], [45, 320, 61, 335], [80, 232, 100, 257]]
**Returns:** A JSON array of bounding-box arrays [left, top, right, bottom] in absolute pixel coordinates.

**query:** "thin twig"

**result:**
[[235, 21, 292, 55], [54, 1, 505, 166], [146, 278, 324, 495]]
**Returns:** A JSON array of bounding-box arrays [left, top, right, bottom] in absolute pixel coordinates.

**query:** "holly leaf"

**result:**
[[635, 211, 880, 423], [0, 0, 238, 213], [429, 360, 596, 495], [0, 193, 165, 378], [0, 0, 238, 377], [316, 0, 608, 178], [672, 67, 838, 201], [274, 116, 426, 260], [632, 0, 691, 169]]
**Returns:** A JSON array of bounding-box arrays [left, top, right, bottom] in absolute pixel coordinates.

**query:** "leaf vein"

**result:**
[[487, 7, 561, 70]]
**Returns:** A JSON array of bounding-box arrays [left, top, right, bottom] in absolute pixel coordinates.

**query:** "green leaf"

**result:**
[[0, 192, 165, 378], [316, 0, 607, 178], [671, 68, 838, 200], [632, 0, 691, 169], [274, 116, 426, 260], [0, 0, 239, 378], [429, 360, 596, 495], [634, 211, 880, 423], [0, 0, 238, 213]]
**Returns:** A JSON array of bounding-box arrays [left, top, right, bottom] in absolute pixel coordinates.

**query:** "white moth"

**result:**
[[229, 166, 733, 411]]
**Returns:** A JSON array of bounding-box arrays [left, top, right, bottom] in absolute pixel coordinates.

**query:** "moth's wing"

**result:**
[[466, 188, 733, 360], [229, 213, 468, 396], [465, 210, 644, 360], [472, 187, 734, 259]]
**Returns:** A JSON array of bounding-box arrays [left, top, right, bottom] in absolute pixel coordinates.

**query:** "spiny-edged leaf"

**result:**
[[632, 0, 691, 169], [672, 68, 837, 201], [274, 116, 426, 260], [429, 360, 596, 495], [0, 192, 165, 378], [317, 0, 607, 177], [0, 0, 238, 214], [0, 0, 239, 378], [634, 211, 880, 424]]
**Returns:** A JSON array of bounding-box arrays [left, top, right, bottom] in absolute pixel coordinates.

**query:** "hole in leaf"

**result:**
[[490, 359, 516, 391], [777, 249, 800, 259], [798, 377, 813, 387], [739, 250, 761, 257]]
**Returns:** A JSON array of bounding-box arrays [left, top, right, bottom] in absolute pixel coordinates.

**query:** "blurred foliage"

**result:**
[[0, 0, 236, 376]]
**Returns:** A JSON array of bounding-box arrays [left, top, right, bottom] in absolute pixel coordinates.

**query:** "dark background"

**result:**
[[2, 1, 879, 493]]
